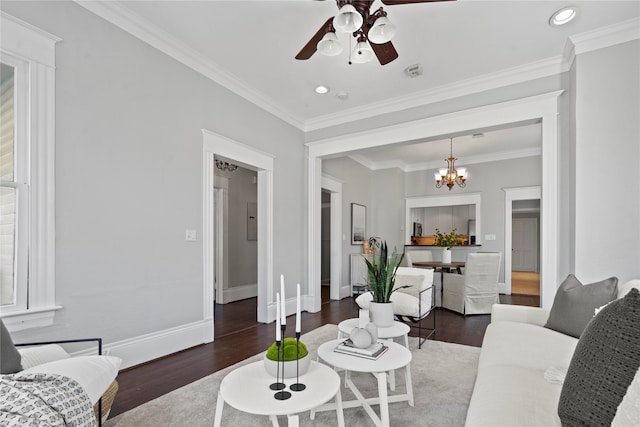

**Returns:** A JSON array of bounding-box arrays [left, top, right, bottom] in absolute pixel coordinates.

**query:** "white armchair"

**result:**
[[356, 266, 436, 348], [1, 319, 121, 425], [442, 252, 502, 315]]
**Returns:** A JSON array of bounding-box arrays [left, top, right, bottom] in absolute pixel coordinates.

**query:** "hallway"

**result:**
[[511, 271, 540, 296]]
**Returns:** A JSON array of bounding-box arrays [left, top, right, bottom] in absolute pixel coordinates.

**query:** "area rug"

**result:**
[[105, 324, 480, 426]]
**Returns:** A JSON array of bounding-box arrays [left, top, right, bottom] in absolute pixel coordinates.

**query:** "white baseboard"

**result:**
[[222, 284, 257, 303], [497, 282, 509, 294], [340, 285, 351, 299], [88, 319, 214, 369]]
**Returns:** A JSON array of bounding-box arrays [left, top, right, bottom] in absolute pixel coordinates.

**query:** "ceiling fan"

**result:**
[[296, 0, 454, 65]]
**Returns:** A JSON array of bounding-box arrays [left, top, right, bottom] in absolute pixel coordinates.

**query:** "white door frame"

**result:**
[[203, 130, 275, 329], [503, 186, 541, 296], [307, 91, 562, 309], [321, 174, 345, 300]]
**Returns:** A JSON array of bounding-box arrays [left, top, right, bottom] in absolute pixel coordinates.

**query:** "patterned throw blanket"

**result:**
[[0, 373, 96, 427]]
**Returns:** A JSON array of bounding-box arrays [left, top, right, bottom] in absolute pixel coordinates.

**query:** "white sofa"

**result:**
[[465, 279, 640, 427]]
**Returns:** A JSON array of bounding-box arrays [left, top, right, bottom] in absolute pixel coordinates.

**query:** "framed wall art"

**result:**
[[351, 203, 366, 245]]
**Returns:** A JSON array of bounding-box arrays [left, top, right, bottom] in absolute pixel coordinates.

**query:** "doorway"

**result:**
[[308, 93, 562, 310], [321, 174, 345, 300], [203, 130, 275, 338], [511, 199, 540, 296], [503, 186, 541, 298], [321, 190, 331, 303], [213, 163, 259, 336]]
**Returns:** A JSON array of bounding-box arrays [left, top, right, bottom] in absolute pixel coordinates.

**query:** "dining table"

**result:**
[[411, 261, 465, 303]]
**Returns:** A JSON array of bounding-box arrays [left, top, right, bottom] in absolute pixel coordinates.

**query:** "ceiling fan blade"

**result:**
[[362, 24, 398, 65], [295, 17, 334, 60], [381, 0, 455, 5], [370, 40, 398, 65]]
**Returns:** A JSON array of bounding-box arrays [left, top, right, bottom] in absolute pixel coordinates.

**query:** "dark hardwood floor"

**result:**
[[109, 289, 539, 419]]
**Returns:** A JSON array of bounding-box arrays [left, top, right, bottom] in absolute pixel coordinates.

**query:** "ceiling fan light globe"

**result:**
[[333, 4, 363, 33], [351, 40, 374, 63], [317, 32, 343, 56], [368, 16, 396, 44]]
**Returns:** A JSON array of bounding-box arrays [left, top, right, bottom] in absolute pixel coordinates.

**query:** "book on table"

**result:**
[[334, 339, 389, 360]]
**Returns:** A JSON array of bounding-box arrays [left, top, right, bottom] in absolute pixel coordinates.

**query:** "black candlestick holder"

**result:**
[[269, 339, 286, 391], [290, 332, 306, 392], [274, 324, 291, 400]]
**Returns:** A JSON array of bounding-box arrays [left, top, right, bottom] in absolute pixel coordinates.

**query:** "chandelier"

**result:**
[[215, 160, 238, 172], [434, 138, 467, 191]]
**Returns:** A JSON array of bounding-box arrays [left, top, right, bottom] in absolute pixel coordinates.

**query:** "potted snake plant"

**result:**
[[363, 241, 405, 327]]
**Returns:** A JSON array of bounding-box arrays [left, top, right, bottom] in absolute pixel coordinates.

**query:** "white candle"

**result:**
[[280, 274, 286, 326], [296, 283, 301, 333], [280, 294, 287, 326], [276, 293, 281, 341]]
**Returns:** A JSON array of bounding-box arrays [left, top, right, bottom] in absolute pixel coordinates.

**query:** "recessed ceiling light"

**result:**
[[314, 85, 329, 94], [549, 7, 577, 26]]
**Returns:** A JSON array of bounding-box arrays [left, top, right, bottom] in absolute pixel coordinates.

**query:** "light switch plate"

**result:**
[[186, 229, 197, 241]]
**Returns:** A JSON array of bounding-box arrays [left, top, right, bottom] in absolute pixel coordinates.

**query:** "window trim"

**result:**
[[0, 12, 61, 331]]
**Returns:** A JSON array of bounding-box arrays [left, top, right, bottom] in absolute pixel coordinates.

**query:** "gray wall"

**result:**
[[228, 167, 257, 288], [372, 168, 406, 253], [572, 40, 640, 283], [322, 157, 374, 287], [4, 1, 305, 344]]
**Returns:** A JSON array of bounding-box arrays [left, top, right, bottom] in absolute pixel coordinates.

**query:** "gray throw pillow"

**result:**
[[544, 274, 618, 338], [0, 318, 23, 374], [558, 288, 640, 426]]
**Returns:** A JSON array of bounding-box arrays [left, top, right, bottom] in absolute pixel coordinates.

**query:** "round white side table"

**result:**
[[313, 339, 413, 427], [214, 360, 344, 427]]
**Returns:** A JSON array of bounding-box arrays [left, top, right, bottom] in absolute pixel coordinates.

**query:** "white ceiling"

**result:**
[[77, 0, 639, 169]]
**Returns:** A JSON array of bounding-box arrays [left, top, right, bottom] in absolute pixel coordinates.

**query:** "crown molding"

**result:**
[[73, 0, 305, 130], [570, 17, 640, 56], [304, 56, 569, 132], [350, 147, 541, 172], [1, 11, 62, 66], [348, 154, 402, 171]]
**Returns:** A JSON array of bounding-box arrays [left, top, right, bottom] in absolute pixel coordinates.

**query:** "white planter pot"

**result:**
[[369, 302, 395, 328], [442, 248, 452, 264], [263, 353, 310, 378]]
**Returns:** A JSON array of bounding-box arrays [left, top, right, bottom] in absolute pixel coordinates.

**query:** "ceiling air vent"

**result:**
[[405, 64, 423, 78]]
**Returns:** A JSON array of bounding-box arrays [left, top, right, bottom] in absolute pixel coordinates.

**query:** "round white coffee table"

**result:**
[[338, 319, 411, 391], [313, 339, 413, 427], [214, 360, 344, 427], [338, 319, 410, 347]]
